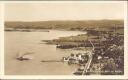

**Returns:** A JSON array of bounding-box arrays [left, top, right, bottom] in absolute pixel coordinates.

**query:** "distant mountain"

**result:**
[[5, 20, 124, 30]]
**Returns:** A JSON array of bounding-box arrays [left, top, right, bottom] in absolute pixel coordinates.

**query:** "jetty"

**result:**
[[41, 60, 62, 62]]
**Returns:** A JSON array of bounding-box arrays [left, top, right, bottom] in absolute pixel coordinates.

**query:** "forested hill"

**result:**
[[5, 20, 124, 30]]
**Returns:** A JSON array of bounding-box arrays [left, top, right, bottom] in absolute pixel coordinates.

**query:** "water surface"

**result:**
[[5, 30, 86, 75]]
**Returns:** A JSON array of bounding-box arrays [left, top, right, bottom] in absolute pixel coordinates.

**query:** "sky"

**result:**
[[5, 2, 125, 21]]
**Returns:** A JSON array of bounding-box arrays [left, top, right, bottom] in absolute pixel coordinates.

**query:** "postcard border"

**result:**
[[0, 1, 128, 79]]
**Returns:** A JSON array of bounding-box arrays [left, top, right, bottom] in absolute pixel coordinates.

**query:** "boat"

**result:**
[[16, 52, 33, 61]]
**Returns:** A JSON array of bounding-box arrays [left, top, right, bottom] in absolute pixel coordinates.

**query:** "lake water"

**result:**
[[5, 30, 86, 75]]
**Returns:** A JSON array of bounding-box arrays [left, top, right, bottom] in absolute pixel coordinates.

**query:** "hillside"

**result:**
[[5, 20, 124, 31]]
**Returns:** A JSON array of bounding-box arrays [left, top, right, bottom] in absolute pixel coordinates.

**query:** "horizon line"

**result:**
[[5, 19, 124, 22]]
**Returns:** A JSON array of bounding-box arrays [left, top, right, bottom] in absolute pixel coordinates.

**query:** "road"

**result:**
[[82, 40, 94, 75]]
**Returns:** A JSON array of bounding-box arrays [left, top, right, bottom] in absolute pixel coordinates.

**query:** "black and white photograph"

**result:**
[[4, 2, 125, 75], [0, 1, 127, 80]]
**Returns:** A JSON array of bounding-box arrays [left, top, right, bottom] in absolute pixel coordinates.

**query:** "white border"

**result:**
[[0, 1, 128, 79], [0, 3, 4, 78], [124, 1, 128, 79]]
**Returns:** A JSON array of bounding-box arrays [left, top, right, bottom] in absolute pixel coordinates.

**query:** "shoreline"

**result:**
[[5, 27, 124, 75]]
